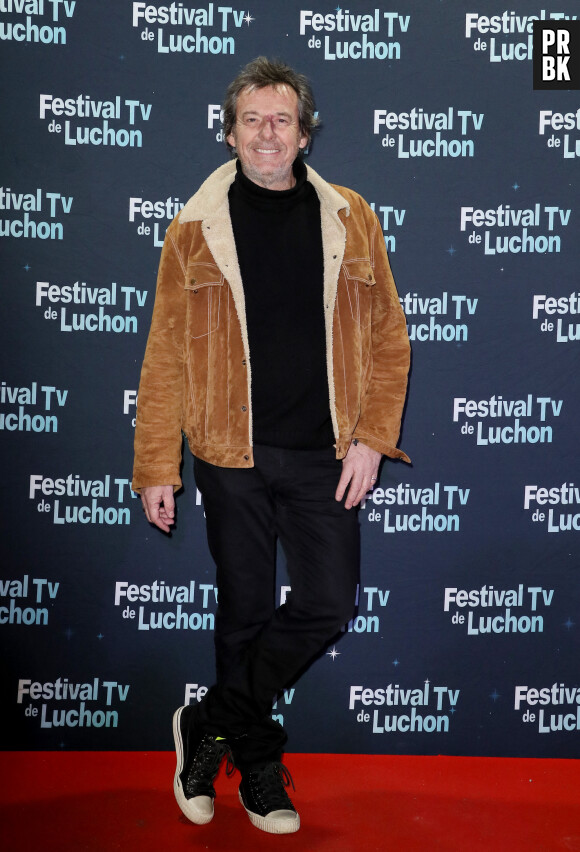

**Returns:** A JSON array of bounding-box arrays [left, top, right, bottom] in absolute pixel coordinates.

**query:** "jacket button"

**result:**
[[193, 289, 198, 294], [242, 359, 246, 366], [243, 454, 249, 461], [191, 278, 196, 285], [241, 405, 247, 412]]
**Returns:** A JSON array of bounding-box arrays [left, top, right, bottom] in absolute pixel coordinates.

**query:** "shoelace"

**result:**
[[248, 762, 296, 809], [186, 736, 235, 797]]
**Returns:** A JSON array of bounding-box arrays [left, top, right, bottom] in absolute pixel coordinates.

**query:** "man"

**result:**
[[132, 57, 410, 835]]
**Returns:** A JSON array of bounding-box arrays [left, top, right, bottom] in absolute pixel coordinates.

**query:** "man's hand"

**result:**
[[140, 485, 175, 533], [335, 440, 381, 510]]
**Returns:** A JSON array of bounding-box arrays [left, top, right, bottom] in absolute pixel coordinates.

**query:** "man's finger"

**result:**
[[335, 465, 352, 503], [141, 486, 175, 533], [344, 471, 364, 509]]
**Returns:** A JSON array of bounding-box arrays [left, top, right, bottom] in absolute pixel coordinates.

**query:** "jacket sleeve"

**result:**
[[352, 204, 411, 462], [132, 223, 187, 492]]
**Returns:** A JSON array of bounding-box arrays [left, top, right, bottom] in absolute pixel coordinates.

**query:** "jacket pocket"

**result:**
[[341, 259, 375, 323], [185, 262, 224, 339]]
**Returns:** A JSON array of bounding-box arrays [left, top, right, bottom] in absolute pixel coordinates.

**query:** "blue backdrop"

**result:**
[[1, 0, 578, 757]]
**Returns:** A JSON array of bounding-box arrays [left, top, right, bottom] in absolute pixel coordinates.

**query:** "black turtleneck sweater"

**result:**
[[228, 159, 334, 450]]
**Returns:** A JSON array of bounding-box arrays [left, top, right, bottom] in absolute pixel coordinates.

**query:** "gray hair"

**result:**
[[223, 57, 319, 152]]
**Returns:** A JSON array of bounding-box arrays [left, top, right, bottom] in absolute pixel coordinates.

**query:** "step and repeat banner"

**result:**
[[1, 1, 578, 757]]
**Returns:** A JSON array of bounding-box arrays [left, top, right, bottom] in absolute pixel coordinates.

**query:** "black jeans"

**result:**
[[192, 445, 360, 768]]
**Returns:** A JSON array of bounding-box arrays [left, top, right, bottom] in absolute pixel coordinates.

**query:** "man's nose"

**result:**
[[258, 116, 276, 138]]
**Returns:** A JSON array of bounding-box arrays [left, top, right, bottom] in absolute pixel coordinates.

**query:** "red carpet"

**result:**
[[2, 752, 579, 851]]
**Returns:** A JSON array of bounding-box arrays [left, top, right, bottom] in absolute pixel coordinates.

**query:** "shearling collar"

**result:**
[[178, 159, 350, 223]]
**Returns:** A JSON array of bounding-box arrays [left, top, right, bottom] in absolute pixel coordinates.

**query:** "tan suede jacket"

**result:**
[[132, 160, 410, 491]]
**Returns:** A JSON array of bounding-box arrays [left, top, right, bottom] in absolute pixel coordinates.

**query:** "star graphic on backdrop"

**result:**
[[447, 245, 456, 256], [490, 689, 500, 702], [244, 12, 254, 26], [512, 182, 520, 191], [336, 6, 342, 13], [424, 678, 430, 685], [392, 658, 400, 667], [97, 633, 104, 640], [563, 617, 575, 630], [23, 263, 31, 271], [327, 646, 340, 660]]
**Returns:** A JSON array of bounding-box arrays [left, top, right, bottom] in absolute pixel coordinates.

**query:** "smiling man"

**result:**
[[229, 85, 308, 189], [132, 57, 410, 835]]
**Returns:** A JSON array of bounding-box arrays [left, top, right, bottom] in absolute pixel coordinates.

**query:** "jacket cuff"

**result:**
[[351, 430, 411, 464], [131, 466, 183, 494]]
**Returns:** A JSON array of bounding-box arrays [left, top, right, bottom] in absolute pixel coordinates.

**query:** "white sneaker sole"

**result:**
[[172, 706, 214, 825], [238, 789, 300, 834]]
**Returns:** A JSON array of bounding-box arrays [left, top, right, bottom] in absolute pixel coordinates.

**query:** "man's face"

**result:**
[[227, 85, 309, 191]]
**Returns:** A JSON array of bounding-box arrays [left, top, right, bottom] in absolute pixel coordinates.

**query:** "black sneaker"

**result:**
[[238, 762, 300, 834], [172, 704, 234, 825]]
